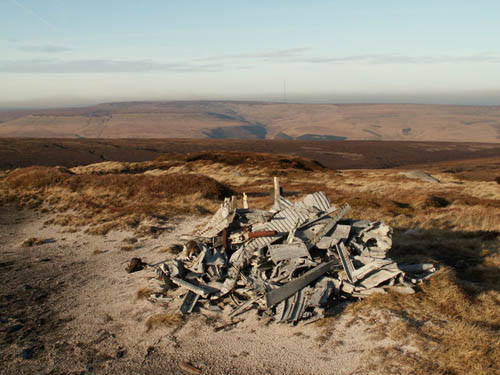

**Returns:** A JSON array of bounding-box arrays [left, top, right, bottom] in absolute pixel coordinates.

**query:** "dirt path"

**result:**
[[0, 207, 397, 375]]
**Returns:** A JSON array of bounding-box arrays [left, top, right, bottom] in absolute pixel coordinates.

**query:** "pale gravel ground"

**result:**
[[0, 207, 402, 375]]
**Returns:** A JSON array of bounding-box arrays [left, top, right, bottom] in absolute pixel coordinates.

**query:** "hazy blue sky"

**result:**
[[1, 0, 500, 107]]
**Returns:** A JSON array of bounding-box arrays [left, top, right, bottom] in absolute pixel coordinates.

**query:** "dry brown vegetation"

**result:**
[[1, 151, 499, 374], [0, 165, 234, 234], [2, 101, 500, 142], [2, 138, 500, 172], [144, 313, 183, 332]]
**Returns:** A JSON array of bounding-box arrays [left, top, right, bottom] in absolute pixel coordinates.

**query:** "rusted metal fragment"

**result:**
[[253, 197, 337, 254], [265, 260, 336, 307]]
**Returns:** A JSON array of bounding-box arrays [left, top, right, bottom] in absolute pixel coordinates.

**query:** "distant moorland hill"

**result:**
[[1, 138, 500, 172], [1, 101, 499, 142]]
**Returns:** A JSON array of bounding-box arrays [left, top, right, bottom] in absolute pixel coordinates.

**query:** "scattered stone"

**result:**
[[399, 170, 440, 183], [126, 258, 147, 273]]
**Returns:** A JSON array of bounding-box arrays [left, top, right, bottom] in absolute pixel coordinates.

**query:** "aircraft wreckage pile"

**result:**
[[155, 182, 436, 323]]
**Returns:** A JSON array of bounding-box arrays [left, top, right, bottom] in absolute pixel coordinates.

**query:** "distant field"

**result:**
[[1, 101, 500, 142], [1, 138, 500, 174]]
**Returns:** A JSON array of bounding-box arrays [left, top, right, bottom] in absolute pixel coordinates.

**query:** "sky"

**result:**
[[1, 0, 500, 107]]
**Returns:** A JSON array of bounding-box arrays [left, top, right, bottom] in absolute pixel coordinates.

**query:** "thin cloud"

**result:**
[[199, 47, 311, 61], [0, 59, 224, 73], [299, 54, 500, 64], [19, 44, 72, 53], [199, 48, 500, 65], [2, 53, 500, 74]]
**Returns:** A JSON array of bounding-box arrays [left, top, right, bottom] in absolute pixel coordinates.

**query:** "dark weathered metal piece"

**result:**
[[180, 291, 200, 314], [265, 260, 336, 307]]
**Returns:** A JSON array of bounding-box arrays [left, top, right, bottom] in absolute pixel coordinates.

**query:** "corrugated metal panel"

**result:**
[[244, 205, 317, 252], [276, 195, 293, 209], [243, 192, 333, 253], [297, 192, 332, 212]]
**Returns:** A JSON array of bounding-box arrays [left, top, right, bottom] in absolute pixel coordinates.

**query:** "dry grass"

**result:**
[[346, 269, 499, 375], [1, 152, 499, 373], [144, 313, 183, 331], [0, 166, 234, 234], [158, 244, 183, 254], [21, 237, 49, 247], [135, 287, 155, 301]]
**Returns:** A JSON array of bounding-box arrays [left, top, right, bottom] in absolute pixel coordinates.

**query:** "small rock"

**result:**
[[126, 258, 146, 273], [399, 170, 440, 183], [116, 348, 126, 358], [122, 237, 138, 244], [21, 347, 34, 360]]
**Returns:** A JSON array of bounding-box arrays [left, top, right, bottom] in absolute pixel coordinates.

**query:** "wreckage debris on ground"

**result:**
[[139, 178, 436, 324]]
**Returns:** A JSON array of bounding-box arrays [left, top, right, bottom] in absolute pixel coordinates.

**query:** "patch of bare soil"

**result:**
[[0, 207, 406, 375]]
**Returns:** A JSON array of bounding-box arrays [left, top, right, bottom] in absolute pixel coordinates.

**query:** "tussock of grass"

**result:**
[[136, 287, 155, 301], [158, 244, 183, 254], [21, 237, 49, 247], [122, 237, 138, 244], [145, 313, 182, 331]]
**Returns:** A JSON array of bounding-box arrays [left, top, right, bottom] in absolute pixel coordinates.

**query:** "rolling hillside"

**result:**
[[1, 101, 500, 142]]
